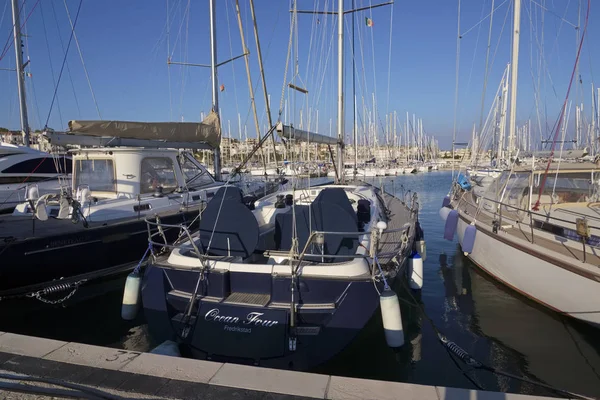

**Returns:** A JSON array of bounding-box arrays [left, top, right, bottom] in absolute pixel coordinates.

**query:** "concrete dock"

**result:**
[[0, 332, 563, 399]]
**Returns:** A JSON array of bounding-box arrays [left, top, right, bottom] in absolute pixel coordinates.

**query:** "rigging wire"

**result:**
[[384, 0, 393, 122], [277, 0, 296, 119], [475, 0, 495, 163], [39, 0, 65, 129], [0, 0, 25, 62], [20, 3, 42, 130], [458, 0, 487, 143], [367, 0, 377, 131], [397, 275, 592, 399], [62, 0, 102, 119], [50, 0, 81, 119], [527, 0, 544, 151], [313, 5, 337, 111], [460, 0, 509, 38], [44, 0, 82, 129], [0, 0, 41, 63], [225, 0, 241, 141], [529, 0, 578, 28], [0, 1, 8, 36], [533, 0, 591, 211], [178, 0, 190, 121]]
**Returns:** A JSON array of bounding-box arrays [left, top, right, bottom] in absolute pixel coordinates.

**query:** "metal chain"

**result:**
[[26, 279, 87, 305]]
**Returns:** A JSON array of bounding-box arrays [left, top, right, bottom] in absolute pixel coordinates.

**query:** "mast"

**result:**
[[209, 0, 222, 180], [336, 0, 345, 184], [11, 0, 29, 147], [498, 65, 509, 162], [507, 0, 521, 158], [248, 0, 278, 163], [352, 0, 358, 178], [234, 0, 266, 173], [354, 95, 358, 172]]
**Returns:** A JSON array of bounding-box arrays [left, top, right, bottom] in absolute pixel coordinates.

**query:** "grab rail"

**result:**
[[144, 215, 410, 264], [456, 188, 599, 254]]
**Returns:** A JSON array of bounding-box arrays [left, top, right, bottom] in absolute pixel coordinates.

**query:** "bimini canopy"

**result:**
[[275, 122, 338, 145], [55, 111, 222, 150]]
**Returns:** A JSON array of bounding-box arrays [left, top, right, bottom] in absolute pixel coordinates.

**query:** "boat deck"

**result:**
[[456, 195, 600, 269], [371, 184, 416, 266]]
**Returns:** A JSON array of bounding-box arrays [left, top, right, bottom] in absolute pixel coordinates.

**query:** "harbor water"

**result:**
[[1, 171, 599, 398]]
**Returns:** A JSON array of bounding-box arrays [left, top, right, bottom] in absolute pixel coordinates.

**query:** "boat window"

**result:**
[[1, 156, 71, 174], [481, 172, 530, 212], [178, 154, 214, 187], [141, 157, 179, 194], [74, 159, 116, 192], [534, 172, 594, 204]]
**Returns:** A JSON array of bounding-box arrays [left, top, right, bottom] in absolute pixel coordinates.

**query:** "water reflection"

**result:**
[[312, 281, 424, 382], [461, 250, 600, 397]]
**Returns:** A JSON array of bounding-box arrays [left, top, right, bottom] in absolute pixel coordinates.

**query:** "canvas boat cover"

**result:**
[[275, 122, 338, 145], [68, 111, 221, 149]]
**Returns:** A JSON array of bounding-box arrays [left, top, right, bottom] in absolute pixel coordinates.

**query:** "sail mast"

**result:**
[[507, 0, 521, 158], [336, 0, 345, 184], [209, 0, 222, 180], [11, 0, 30, 147], [352, 0, 358, 177]]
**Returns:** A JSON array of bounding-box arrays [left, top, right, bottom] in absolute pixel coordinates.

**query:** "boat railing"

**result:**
[[291, 227, 411, 273], [463, 194, 598, 257], [144, 215, 410, 267], [377, 181, 420, 213]]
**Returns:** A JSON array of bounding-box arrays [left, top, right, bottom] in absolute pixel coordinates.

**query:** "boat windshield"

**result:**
[[482, 170, 599, 212], [74, 159, 116, 193], [178, 153, 214, 188], [481, 172, 530, 212], [533, 171, 597, 205]]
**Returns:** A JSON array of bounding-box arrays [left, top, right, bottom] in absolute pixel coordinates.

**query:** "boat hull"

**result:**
[[440, 205, 600, 326], [0, 210, 200, 302], [141, 264, 385, 370]]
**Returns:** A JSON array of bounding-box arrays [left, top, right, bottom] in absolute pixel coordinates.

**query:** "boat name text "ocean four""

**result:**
[[204, 308, 279, 328]]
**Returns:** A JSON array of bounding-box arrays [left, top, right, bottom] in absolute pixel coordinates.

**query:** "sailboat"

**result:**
[[440, 0, 600, 327], [141, 0, 421, 370]]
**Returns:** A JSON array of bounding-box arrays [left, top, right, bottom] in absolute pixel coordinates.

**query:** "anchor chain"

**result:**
[[27, 279, 87, 305]]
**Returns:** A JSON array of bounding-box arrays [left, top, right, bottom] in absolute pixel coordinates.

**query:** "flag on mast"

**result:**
[[365, 17, 373, 27]]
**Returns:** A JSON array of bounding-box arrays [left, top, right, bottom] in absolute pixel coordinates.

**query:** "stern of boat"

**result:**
[[141, 260, 380, 370]]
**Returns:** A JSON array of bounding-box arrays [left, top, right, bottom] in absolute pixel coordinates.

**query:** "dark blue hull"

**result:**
[[142, 262, 386, 370], [0, 210, 199, 303]]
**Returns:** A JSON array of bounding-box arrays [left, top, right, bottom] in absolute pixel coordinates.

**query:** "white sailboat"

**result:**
[[441, 0, 600, 327]]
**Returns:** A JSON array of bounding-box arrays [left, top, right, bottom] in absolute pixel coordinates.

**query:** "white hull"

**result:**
[[441, 207, 600, 326], [249, 168, 280, 176]]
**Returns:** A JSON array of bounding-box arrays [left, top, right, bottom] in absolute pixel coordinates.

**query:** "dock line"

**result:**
[[398, 275, 593, 400]]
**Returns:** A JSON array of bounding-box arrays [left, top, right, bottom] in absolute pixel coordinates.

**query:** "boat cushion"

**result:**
[[314, 187, 358, 225], [198, 186, 259, 258], [357, 199, 371, 226], [274, 202, 358, 262]]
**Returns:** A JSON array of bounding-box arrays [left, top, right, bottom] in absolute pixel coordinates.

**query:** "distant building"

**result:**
[[0, 130, 22, 144]]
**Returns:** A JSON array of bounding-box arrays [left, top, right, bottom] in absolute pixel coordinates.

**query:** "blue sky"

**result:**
[[1, 0, 598, 149]]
